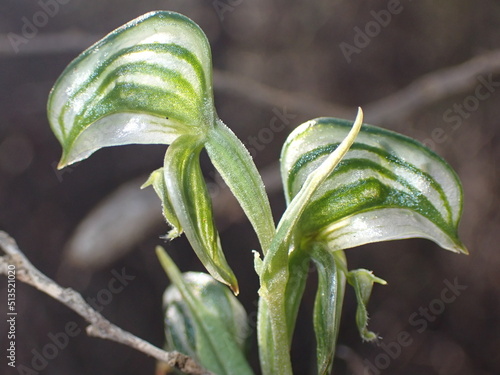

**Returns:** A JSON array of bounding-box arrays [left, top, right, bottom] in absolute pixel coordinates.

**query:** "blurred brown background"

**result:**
[[0, 1, 499, 374]]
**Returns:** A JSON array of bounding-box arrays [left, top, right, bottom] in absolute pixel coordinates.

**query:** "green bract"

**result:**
[[47, 11, 275, 294]]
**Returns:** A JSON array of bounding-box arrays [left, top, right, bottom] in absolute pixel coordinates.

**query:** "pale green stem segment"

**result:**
[[156, 247, 254, 375], [205, 119, 276, 253], [163, 134, 238, 294], [256, 298, 274, 374], [257, 108, 364, 375], [256, 247, 310, 375]]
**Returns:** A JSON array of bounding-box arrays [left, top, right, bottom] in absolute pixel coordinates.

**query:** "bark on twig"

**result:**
[[0, 231, 214, 375]]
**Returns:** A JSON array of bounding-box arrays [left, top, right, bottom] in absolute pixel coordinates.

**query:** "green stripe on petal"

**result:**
[[48, 11, 215, 167], [281, 117, 467, 254]]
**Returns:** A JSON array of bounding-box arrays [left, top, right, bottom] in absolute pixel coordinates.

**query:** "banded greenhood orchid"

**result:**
[[266, 112, 468, 375], [281, 117, 468, 254], [47, 11, 275, 294], [257, 109, 365, 375], [48, 11, 214, 168]]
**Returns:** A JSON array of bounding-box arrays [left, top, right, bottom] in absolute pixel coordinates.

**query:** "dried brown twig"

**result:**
[[0, 231, 214, 375]]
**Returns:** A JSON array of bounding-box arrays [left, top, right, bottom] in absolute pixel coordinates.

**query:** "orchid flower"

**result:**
[[47, 11, 275, 294], [257, 109, 467, 375]]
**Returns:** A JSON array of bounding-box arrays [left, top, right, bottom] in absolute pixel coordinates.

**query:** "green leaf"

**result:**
[[157, 247, 254, 375], [281, 116, 467, 254], [206, 120, 275, 253], [48, 11, 215, 168], [347, 269, 387, 342], [164, 135, 238, 294], [310, 246, 347, 375], [142, 168, 182, 239]]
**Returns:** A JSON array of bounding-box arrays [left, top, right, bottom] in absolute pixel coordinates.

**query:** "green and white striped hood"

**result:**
[[48, 11, 214, 168], [281, 117, 467, 254]]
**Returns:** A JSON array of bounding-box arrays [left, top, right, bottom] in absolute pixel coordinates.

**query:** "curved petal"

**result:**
[[163, 135, 238, 293], [281, 117, 467, 254], [48, 11, 215, 167]]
